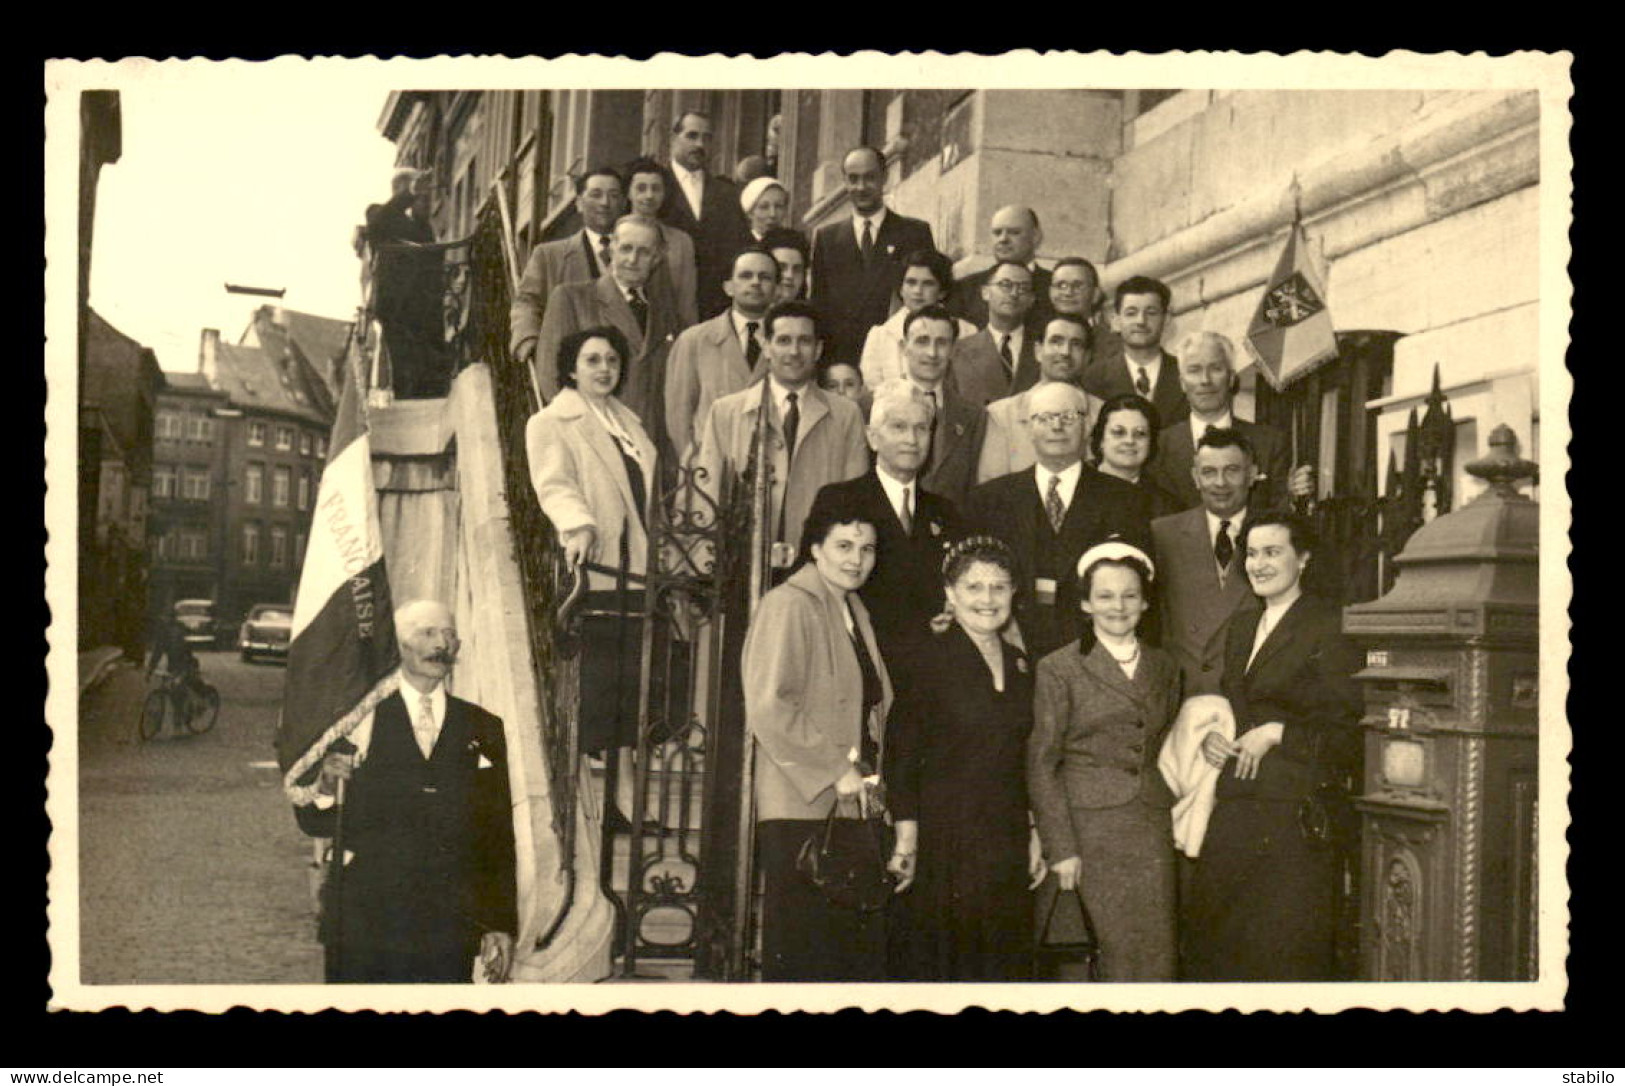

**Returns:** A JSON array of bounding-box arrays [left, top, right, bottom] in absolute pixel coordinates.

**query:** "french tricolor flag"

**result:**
[[276, 351, 400, 804]]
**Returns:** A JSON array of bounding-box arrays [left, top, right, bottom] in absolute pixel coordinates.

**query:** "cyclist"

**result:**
[[147, 614, 208, 734]]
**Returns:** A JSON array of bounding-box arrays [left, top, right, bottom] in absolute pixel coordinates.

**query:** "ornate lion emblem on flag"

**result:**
[[1261, 272, 1326, 328]]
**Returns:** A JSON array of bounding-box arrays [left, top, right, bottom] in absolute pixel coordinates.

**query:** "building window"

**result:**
[[186, 414, 213, 441], [315, 435, 327, 459], [270, 526, 287, 569], [276, 426, 294, 451], [182, 468, 211, 502], [300, 432, 313, 457], [248, 421, 267, 447], [242, 523, 260, 565], [273, 466, 291, 508], [245, 463, 264, 504], [156, 413, 183, 440], [180, 529, 208, 560], [152, 466, 177, 498], [153, 531, 171, 560], [297, 472, 311, 511], [295, 531, 307, 563]]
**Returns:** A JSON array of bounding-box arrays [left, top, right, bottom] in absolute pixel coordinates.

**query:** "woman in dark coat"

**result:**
[[1028, 541, 1181, 980], [1183, 511, 1363, 980], [886, 535, 1046, 981]]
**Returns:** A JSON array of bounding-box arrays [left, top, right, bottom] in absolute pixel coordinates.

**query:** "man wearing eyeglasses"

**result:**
[[976, 313, 1092, 485], [966, 381, 1152, 659], [948, 262, 1042, 408], [952, 205, 1054, 332]]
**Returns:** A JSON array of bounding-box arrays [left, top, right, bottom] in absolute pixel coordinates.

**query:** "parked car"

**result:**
[[173, 599, 219, 647], [239, 604, 294, 663]]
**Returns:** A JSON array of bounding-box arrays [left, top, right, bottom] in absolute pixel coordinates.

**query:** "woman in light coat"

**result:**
[[526, 325, 658, 830], [742, 492, 894, 981]]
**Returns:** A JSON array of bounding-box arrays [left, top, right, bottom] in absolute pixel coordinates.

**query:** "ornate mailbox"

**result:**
[[1342, 425, 1540, 981]]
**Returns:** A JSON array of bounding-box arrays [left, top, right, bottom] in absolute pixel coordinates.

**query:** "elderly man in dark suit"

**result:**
[[1082, 274, 1188, 428], [809, 145, 935, 369], [663, 247, 777, 458], [949, 261, 1042, 408], [892, 304, 982, 509], [510, 165, 626, 369], [966, 381, 1152, 660], [660, 110, 750, 321], [803, 384, 962, 665], [533, 216, 679, 446], [296, 599, 516, 983], [1150, 427, 1261, 697], [1146, 330, 1298, 513], [952, 205, 1054, 331]]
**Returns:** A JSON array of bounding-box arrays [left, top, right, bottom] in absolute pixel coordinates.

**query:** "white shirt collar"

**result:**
[[1127, 352, 1161, 384], [672, 161, 704, 185], [907, 377, 943, 401], [610, 274, 643, 305], [1191, 409, 1235, 444], [730, 307, 766, 344], [852, 206, 888, 241], [991, 324, 1025, 352], [1204, 507, 1246, 545], [1034, 460, 1083, 509], [768, 377, 810, 417], [399, 672, 448, 729], [875, 465, 917, 522]]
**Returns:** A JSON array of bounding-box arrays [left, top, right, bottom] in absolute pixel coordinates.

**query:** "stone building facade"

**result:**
[[375, 86, 1540, 519]]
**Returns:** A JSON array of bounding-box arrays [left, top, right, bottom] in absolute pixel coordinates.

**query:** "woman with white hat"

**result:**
[[740, 176, 791, 243], [1027, 540, 1181, 980]]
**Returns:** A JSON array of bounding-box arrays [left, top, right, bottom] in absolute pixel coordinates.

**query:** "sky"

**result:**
[[85, 62, 402, 371]]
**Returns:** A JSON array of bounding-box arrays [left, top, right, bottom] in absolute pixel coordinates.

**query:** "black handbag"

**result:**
[[1034, 880, 1102, 981], [796, 803, 894, 913]]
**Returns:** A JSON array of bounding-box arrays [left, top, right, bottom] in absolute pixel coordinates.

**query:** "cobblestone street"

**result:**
[[76, 651, 324, 985]]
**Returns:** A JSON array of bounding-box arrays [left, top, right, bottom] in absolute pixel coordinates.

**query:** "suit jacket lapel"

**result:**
[[575, 394, 642, 519], [430, 695, 471, 766], [595, 275, 645, 357], [578, 231, 603, 280], [1247, 594, 1306, 676], [1080, 641, 1151, 711]]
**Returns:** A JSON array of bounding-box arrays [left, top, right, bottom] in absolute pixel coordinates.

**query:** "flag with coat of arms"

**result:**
[[1245, 217, 1338, 390]]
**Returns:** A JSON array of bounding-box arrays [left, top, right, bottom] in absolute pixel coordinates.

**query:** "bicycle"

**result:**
[[139, 669, 221, 741]]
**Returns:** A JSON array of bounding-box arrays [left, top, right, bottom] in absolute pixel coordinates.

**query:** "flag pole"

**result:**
[[328, 776, 348, 978]]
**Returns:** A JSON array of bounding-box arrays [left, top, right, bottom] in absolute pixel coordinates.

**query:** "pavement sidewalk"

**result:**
[[78, 646, 131, 697]]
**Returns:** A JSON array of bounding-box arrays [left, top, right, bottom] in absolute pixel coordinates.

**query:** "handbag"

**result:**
[[1033, 880, 1102, 981], [795, 802, 894, 913]]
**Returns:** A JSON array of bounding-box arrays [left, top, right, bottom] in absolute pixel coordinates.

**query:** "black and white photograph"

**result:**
[[42, 52, 1572, 1015]]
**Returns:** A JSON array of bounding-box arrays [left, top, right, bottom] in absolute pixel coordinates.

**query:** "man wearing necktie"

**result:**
[[658, 111, 750, 321], [664, 246, 780, 458], [803, 383, 964, 667], [510, 165, 627, 369], [947, 261, 1043, 408], [809, 145, 936, 369], [897, 304, 982, 508], [1081, 274, 1190, 429], [533, 215, 680, 448], [1145, 330, 1303, 514], [966, 381, 1152, 660], [1149, 427, 1261, 698], [693, 300, 870, 564], [950, 205, 1056, 332], [294, 600, 517, 983]]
